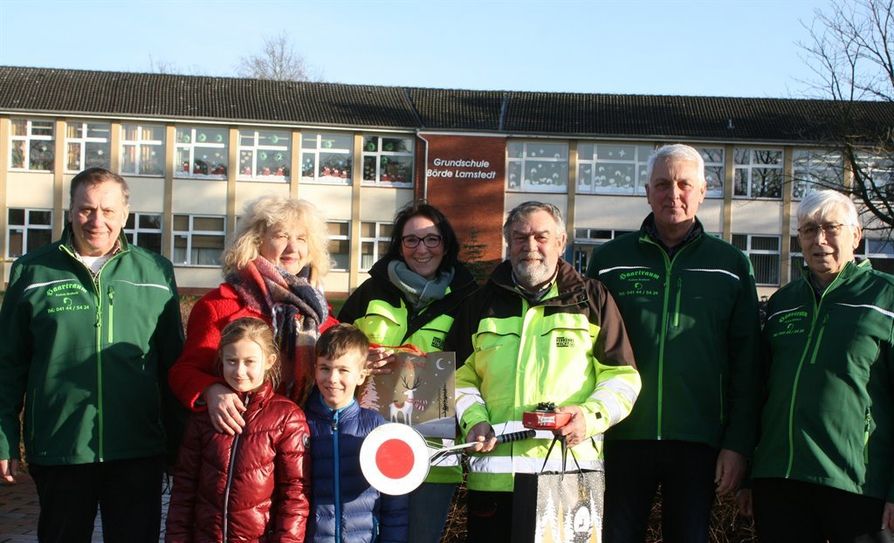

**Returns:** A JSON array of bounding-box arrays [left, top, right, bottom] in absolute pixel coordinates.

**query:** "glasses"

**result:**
[[797, 222, 849, 240], [401, 234, 442, 249]]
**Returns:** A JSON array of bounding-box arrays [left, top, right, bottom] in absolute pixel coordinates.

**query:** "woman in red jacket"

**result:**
[[166, 317, 311, 542], [169, 195, 338, 435]]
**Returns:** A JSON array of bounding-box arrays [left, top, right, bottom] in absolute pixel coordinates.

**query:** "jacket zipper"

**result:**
[[864, 409, 872, 464], [332, 409, 342, 542], [60, 244, 125, 462], [785, 273, 844, 477], [223, 393, 250, 542], [642, 237, 692, 439], [107, 286, 115, 344]]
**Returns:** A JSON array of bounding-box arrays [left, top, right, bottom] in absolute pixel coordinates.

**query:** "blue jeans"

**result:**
[[408, 482, 457, 543], [603, 440, 717, 543]]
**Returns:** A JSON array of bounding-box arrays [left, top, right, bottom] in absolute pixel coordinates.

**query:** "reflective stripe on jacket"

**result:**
[[452, 259, 640, 492]]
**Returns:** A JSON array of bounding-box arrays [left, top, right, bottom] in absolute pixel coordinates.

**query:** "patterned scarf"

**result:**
[[387, 260, 454, 312], [226, 257, 329, 404]]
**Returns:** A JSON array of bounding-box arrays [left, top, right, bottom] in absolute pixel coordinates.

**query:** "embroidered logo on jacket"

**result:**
[[556, 337, 574, 348], [431, 337, 445, 350]]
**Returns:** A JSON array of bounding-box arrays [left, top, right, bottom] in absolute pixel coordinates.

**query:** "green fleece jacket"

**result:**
[[0, 227, 184, 465], [752, 260, 894, 501], [587, 217, 760, 455]]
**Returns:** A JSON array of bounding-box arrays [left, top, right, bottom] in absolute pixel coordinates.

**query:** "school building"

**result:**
[[1, 65, 893, 297]]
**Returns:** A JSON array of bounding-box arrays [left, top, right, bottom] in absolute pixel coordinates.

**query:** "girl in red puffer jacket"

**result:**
[[166, 318, 311, 542]]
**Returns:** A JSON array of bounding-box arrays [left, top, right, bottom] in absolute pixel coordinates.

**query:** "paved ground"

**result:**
[[0, 472, 170, 542]]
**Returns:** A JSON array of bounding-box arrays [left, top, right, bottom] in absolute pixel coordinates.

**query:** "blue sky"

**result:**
[[0, 0, 834, 98]]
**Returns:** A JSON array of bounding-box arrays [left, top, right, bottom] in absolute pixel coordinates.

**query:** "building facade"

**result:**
[[2, 66, 893, 297]]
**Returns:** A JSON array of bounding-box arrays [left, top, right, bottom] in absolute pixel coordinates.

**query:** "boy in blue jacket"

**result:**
[[305, 323, 409, 542]]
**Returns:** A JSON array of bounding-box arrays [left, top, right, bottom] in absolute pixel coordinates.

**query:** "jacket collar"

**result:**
[[487, 259, 590, 307], [639, 213, 704, 256]]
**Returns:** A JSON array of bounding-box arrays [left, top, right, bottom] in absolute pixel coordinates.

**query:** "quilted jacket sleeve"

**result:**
[[165, 414, 204, 542], [271, 404, 312, 542]]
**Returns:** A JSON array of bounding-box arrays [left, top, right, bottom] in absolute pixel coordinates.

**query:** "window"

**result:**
[[302, 132, 352, 184], [700, 147, 725, 197], [854, 152, 894, 201], [792, 149, 842, 200], [360, 221, 392, 270], [172, 215, 226, 266], [861, 237, 894, 274], [121, 124, 165, 176], [734, 148, 783, 199], [576, 143, 649, 195], [175, 127, 228, 179], [789, 235, 804, 282], [10, 119, 54, 171], [238, 129, 290, 180], [733, 234, 780, 286], [124, 213, 162, 254], [508, 141, 568, 192], [362, 136, 413, 186], [7, 208, 52, 258], [327, 221, 351, 270], [65, 122, 110, 172], [571, 228, 634, 273]]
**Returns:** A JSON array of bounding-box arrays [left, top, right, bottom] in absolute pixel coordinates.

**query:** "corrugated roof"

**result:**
[[0, 66, 891, 143]]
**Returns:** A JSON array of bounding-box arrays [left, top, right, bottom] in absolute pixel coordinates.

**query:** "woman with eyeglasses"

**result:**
[[742, 189, 894, 541], [338, 199, 477, 543]]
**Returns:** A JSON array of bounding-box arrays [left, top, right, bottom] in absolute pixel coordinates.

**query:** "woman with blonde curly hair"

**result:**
[[169, 195, 338, 435]]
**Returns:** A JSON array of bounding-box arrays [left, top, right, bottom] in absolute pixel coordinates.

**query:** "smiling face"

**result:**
[[645, 157, 706, 238], [70, 180, 129, 257], [315, 351, 367, 410], [221, 338, 276, 393], [400, 215, 445, 280], [798, 205, 861, 286], [508, 209, 566, 291], [259, 219, 309, 275]]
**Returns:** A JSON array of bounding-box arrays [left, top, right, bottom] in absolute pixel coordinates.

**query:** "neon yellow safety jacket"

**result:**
[[451, 259, 641, 492]]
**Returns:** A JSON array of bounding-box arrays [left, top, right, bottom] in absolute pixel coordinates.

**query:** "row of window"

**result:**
[[571, 228, 894, 286], [13, 118, 892, 199], [6, 208, 395, 271], [10, 120, 414, 187]]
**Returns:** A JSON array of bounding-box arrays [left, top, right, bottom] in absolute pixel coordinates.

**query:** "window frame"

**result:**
[[507, 141, 569, 193], [327, 220, 351, 271], [10, 119, 55, 171], [6, 208, 53, 258], [174, 126, 229, 180], [570, 228, 635, 273], [65, 121, 110, 172], [121, 123, 166, 177], [124, 212, 163, 254], [237, 128, 291, 182], [733, 233, 781, 286], [576, 143, 649, 195], [361, 135, 414, 187], [360, 221, 393, 271], [733, 147, 784, 200], [791, 148, 843, 200], [171, 214, 227, 267], [302, 132, 353, 185]]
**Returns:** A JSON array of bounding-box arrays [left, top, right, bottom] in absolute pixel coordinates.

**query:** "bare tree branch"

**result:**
[[236, 32, 309, 81]]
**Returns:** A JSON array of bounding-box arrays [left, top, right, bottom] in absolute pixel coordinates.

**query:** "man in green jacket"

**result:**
[[587, 144, 760, 543], [748, 189, 894, 541], [453, 201, 641, 543], [0, 168, 184, 542]]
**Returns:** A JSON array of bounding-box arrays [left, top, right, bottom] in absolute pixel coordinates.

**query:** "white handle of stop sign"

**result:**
[[360, 423, 536, 495]]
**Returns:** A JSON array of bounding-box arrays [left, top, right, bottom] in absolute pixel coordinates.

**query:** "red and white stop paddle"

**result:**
[[360, 423, 534, 495]]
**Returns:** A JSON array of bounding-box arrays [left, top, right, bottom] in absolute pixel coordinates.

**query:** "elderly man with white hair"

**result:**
[[748, 189, 894, 541], [587, 143, 761, 543]]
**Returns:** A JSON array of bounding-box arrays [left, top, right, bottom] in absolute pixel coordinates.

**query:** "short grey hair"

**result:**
[[646, 144, 706, 185], [797, 189, 859, 227], [503, 201, 566, 243]]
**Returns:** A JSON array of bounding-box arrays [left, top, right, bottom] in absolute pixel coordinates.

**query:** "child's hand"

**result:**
[[0, 458, 17, 484], [366, 347, 395, 375], [204, 383, 246, 435]]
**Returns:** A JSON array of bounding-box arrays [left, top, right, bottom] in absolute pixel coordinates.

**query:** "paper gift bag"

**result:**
[[511, 470, 605, 543]]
